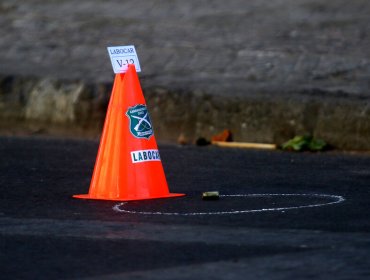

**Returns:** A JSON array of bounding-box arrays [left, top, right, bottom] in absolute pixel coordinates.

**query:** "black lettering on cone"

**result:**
[[131, 150, 160, 163]]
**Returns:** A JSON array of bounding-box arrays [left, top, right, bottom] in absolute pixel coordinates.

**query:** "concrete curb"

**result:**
[[1, 74, 370, 150]]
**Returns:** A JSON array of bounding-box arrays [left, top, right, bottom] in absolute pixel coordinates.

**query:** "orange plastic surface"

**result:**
[[73, 65, 185, 201]]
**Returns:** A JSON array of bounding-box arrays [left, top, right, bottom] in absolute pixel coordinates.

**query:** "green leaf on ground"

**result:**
[[281, 135, 328, 152]]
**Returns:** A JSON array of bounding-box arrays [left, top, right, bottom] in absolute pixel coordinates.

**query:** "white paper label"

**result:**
[[131, 149, 161, 164], [107, 45, 141, 73]]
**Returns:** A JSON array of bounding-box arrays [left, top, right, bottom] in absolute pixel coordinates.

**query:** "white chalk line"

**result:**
[[112, 193, 345, 216]]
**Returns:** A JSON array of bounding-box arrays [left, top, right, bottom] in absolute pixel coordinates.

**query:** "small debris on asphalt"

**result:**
[[212, 141, 276, 150], [196, 137, 211, 146], [211, 129, 233, 142], [281, 135, 329, 152], [202, 191, 220, 200], [177, 133, 189, 145]]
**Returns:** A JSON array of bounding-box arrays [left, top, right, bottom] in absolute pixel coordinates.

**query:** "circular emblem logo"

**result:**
[[126, 104, 153, 139]]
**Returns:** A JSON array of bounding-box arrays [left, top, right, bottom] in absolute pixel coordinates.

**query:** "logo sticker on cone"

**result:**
[[126, 104, 153, 139], [73, 64, 185, 201]]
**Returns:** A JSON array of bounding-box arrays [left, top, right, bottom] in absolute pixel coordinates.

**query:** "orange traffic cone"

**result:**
[[73, 64, 185, 201]]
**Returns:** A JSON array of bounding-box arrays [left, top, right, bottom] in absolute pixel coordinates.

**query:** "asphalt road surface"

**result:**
[[1, 136, 370, 279]]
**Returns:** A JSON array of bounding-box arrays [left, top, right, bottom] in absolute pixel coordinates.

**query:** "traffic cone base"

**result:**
[[73, 193, 185, 202], [73, 64, 185, 202]]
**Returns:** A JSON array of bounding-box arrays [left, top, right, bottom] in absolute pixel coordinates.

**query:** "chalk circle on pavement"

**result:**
[[112, 193, 345, 216]]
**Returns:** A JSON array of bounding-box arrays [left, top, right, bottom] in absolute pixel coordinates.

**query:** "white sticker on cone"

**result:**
[[107, 45, 141, 73], [131, 149, 161, 163]]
